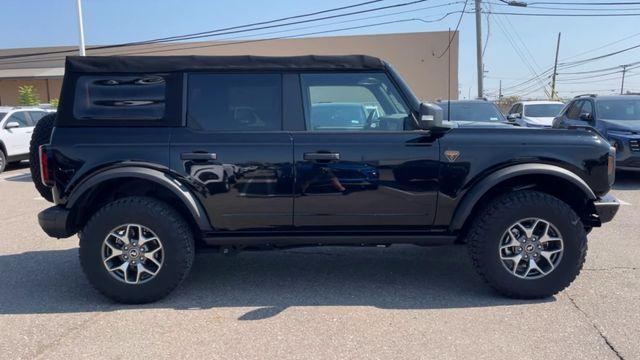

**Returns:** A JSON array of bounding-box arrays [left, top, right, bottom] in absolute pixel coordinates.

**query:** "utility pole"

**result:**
[[76, 0, 86, 56], [621, 64, 628, 94], [550, 32, 561, 100], [499, 80, 503, 99], [475, 0, 483, 99]]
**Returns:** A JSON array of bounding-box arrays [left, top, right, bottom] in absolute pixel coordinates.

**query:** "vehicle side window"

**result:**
[[6, 112, 29, 128], [187, 73, 282, 131], [28, 111, 47, 124], [300, 73, 412, 132], [580, 100, 593, 116], [508, 104, 517, 115], [565, 100, 583, 120], [515, 104, 523, 115], [73, 74, 168, 120]]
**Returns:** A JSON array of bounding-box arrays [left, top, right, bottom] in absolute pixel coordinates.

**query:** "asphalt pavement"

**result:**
[[0, 162, 638, 360]]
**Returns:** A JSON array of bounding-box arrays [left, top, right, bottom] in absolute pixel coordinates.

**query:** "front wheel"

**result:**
[[79, 196, 195, 303], [467, 190, 587, 299]]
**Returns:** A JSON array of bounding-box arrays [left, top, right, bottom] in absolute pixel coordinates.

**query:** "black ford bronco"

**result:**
[[33, 55, 620, 303]]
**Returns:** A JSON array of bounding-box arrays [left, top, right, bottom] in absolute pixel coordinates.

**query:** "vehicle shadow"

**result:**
[[3, 161, 30, 171], [0, 245, 551, 319], [613, 170, 640, 190]]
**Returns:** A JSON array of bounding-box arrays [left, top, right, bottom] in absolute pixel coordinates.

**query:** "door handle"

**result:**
[[181, 152, 217, 161], [303, 152, 340, 161]]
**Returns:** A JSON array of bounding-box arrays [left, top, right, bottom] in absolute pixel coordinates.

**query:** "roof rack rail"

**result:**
[[573, 94, 597, 99]]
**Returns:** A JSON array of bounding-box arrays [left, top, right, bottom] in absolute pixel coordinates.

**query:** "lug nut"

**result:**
[[533, 253, 539, 257], [123, 255, 128, 260], [124, 246, 129, 250]]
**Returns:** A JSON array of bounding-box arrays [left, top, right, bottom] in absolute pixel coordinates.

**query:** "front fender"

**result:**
[[67, 166, 212, 231], [449, 163, 596, 231]]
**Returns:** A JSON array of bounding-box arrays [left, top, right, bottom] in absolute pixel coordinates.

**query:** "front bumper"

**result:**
[[38, 206, 76, 238], [593, 194, 620, 224]]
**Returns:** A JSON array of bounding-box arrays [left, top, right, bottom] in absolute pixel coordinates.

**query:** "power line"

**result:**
[[483, 10, 640, 16], [0, 0, 432, 61], [435, 0, 470, 58]]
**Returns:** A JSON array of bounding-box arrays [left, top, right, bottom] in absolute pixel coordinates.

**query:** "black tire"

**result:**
[[79, 196, 195, 303], [29, 113, 56, 202], [0, 149, 6, 173], [467, 190, 587, 299]]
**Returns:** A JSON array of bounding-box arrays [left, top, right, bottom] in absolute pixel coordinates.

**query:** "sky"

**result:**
[[2, 0, 639, 99]]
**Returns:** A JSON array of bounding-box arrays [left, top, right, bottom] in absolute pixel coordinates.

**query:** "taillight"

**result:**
[[608, 146, 616, 185], [39, 145, 52, 186]]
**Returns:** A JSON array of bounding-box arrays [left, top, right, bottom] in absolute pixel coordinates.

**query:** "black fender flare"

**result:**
[[67, 167, 212, 231], [450, 163, 596, 231]]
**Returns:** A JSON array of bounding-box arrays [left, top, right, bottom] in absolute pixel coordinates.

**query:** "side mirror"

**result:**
[[418, 102, 443, 129], [507, 113, 520, 122], [4, 121, 20, 129], [579, 112, 594, 122]]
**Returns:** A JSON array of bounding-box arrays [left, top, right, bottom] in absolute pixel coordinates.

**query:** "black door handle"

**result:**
[[304, 152, 340, 161], [181, 152, 217, 161]]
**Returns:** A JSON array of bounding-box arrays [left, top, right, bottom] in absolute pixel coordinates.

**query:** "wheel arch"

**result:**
[[67, 167, 212, 235], [450, 163, 597, 233]]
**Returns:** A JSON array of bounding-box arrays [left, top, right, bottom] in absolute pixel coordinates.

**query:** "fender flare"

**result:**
[[450, 163, 596, 231], [67, 166, 212, 231]]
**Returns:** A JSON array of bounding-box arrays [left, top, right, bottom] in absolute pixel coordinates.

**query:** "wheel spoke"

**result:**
[[500, 231, 521, 251], [103, 242, 123, 263], [524, 258, 546, 277], [540, 249, 562, 263]]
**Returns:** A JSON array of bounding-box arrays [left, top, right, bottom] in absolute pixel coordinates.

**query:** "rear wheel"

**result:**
[[79, 196, 195, 303], [29, 113, 55, 201], [467, 190, 587, 299]]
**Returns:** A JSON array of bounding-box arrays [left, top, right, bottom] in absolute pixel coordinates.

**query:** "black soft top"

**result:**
[[65, 55, 386, 73]]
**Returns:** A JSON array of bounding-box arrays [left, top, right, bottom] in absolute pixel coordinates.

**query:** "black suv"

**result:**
[[553, 94, 640, 170], [34, 55, 619, 303]]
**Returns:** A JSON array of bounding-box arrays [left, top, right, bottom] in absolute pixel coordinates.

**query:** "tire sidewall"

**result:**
[[0, 150, 5, 173], [476, 194, 585, 296], [80, 198, 193, 302]]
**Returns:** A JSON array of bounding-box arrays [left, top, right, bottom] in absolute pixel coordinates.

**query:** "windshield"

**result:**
[[524, 104, 564, 117], [0, 112, 7, 120], [441, 102, 505, 122], [597, 99, 640, 120]]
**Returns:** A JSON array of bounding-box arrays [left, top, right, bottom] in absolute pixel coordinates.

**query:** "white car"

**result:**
[[506, 101, 565, 127], [0, 107, 50, 173]]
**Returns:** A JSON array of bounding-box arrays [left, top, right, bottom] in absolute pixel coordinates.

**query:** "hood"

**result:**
[[600, 119, 640, 132], [523, 116, 555, 126], [444, 120, 515, 128]]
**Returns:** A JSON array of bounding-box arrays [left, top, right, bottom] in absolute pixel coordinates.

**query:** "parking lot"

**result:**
[[0, 162, 638, 359]]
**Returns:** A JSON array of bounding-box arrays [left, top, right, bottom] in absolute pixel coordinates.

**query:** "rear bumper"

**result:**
[[38, 206, 76, 238], [593, 194, 620, 224]]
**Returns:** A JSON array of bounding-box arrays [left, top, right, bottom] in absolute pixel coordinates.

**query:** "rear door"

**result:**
[[170, 73, 294, 232], [292, 72, 440, 231]]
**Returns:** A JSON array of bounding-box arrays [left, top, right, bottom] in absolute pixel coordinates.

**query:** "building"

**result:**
[[0, 31, 458, 106]]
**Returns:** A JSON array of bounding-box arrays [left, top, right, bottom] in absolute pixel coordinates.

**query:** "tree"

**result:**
[[495, 95, 521, 113], [18, 85, 41, 106], [50, 98, 59, 108]]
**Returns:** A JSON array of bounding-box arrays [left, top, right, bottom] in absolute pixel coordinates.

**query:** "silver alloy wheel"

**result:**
[[498, 218, 564, 280], [101, 223, 164, 284]]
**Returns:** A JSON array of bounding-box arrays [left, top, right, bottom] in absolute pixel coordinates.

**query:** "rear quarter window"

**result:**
[[62, 73, 181, 126]]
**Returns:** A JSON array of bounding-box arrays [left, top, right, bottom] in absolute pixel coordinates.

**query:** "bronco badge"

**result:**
[[444, 150, 460, 162]]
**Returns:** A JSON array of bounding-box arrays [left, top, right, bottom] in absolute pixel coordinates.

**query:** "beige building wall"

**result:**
[[0, 32, 457, 106], [0, 78, 62, 106]]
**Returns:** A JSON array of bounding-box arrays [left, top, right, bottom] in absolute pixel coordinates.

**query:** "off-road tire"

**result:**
[[0, 149, 6, 173], [79, 196, 195, 303], [467, 190, 587, 299], [29, 113, 55, 202]]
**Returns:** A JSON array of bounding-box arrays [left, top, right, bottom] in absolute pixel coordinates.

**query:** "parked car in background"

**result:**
[[438, 99, 514, 127], [553, 94, 640, 171], [507, 101, 565, 127], [0, 107, 50, 173]]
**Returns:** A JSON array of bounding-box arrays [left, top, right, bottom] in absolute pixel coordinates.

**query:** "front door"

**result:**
[[2, 111, 33, 156], [170, 73, 294, 232], [293, 72, 440, 230]]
